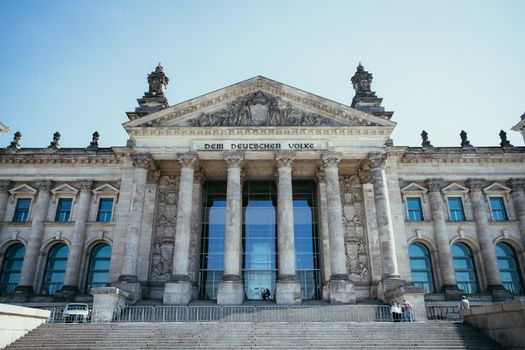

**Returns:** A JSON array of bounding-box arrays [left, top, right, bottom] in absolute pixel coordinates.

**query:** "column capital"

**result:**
[[275, 151, 295, 169], [177, 152, 199, 169], [36, 180, 53, 192], [78, 180, 94, 192], [358, 166, 373, 184], [131, 153, 154, 169], [367, 152, 388, 169], [321, 151, 342, 168], [194, 169, 205, 184], [466, 178, 485, 191], [224, 151, 244, 169], [425, 178, 444, 192], [315, 168, 326, 183], [0, 180, 11, 192], [147, 169, 162, 184], [508, 178, 525, 191]]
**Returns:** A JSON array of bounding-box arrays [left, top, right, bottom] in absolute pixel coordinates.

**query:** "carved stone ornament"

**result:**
[[78, 180, 93, 192], [88, 131, 99, 149], [224, 151, 244, 169], [8, 131, 21, 149], [367, 152, 388, 169], [499, 130, 513, 148], [466, 178, 485, 191], [0, 180, 11, 192], [508, 178, 525, 191], [321, 151, 342, 168], [131, 153, 153, 169], [357, 165, 373, 184], [36, 180, 53, 192], [177, 153, 198, 169], [188, 91, 348, 127], [314, 168, 325, 183], [147, 169, 162, 184], [275, 151, 295, 168], [48, 131, 61, 149], [425, 179, 443, 192], [147, 63, 169, 97]]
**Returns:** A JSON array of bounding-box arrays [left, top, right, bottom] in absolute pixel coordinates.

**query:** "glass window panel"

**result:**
[[0, 244, 25, 294], [97, 198, 113, 222], [496, 243, 524, 294], [448, 197, 465, 221], [13, 198, 31, 222], [42, 243, 68, 294], [408, 243, 434, 293], [85, 243, 112, 292], [452, 243, 478, 293]]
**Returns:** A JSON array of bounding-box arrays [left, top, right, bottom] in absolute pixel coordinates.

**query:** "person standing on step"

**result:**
[[458, 295, 470, 311], [391, 302, 402, 322], [402, 299, 414, 322]]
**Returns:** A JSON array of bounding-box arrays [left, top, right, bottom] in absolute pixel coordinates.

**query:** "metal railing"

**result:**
[[425, 305, 461, 321]]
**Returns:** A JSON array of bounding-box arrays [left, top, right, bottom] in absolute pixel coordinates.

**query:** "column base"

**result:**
[[329, 275, 356, 304], [276, 276, 301, 305], [114, 275, 142, 304], [488, 284, 514, 302], [163, 279, 192, 305], [55, 285, 79, 301], [217, 276, 244, 305], [6, 286, 33, 302], [442, 284, 463, 301]]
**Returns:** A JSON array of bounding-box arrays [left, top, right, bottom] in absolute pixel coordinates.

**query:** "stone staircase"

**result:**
[[5, 322, 504, 349]]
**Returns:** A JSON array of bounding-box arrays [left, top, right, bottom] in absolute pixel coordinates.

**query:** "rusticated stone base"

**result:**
[[329, 278, 356, 304], [163, 281, 192, 305], [276, 279, 301, 305], [217, 279, 244, 305]]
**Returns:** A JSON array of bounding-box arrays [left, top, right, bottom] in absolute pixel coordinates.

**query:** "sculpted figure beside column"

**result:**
[[508, 178, 525, 246], [164, 153, 198, 305], [275, 151, 301, 304], [322, 151, 356, 304], [217, 151, 245, 305], [0, 180, 10, 222]]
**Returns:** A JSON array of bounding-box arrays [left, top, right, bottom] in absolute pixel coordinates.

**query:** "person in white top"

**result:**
[[459, 295, 470, 310]]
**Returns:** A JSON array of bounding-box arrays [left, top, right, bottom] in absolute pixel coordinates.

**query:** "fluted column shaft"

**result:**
[[467, 178, 502, 288], [426, 179, 457, 288], [63, 181, 93, 289], [509, 179, 525, 246], [223, 153, 243, 279], [368, 152, 399, 278], [171, 153, 198, 280], [121, 155, 152, 278], [17, 181, 52, 290], [322, 154, 348, 279], [276, 152, 297, 278], [0, 181, 10, 222]]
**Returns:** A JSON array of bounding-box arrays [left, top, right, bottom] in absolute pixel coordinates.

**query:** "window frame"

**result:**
[[91, 184, 119, 222], [452, 242, 479, 294], [84, 243, 112, 293], [41, 243, 69, 295], [13, 198, 32, 223], [54, 198, 73, 222], [495, 242, 524, 294], [8, 184, 37, 223], [400, 183, 428, 222], [488, 197, 508, 222], [408, 242, 435, 294], [96, 198, 114, 222], [406, 197, 424, 221], [447, 197, 466, 221], [0, 243, 25, 295]]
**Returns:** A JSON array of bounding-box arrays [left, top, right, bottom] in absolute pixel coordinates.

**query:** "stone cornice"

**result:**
[[0, 148, 122, 166], [126, 126, 394, 138], [401, 147, 525, 164]]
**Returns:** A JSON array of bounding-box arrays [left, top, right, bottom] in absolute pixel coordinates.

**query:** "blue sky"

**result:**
[[0, 0, 524, 148]]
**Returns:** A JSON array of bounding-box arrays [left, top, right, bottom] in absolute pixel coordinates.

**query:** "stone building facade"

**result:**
[[0, 64, 524, 306]]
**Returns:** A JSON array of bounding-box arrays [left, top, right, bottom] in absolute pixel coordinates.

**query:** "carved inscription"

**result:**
[[340, 175, 370, 281], [150, 176, 179, 282]]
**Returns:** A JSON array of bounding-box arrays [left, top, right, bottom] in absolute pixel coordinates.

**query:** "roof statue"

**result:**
[[147, 63, 169, 97], [350, 63, 393, 120]]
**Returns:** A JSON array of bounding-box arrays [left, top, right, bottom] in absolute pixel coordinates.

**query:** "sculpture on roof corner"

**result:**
[[147, 63, 169, 97], [350, 63, 393, 120]]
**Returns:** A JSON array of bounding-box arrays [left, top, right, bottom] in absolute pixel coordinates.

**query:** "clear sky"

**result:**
[[0, 0, 524, 148]]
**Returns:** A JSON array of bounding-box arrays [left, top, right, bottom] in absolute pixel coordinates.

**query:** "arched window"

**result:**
[[85, 243, 112, 293], [409, 243, 435, 293], [41, 243, 68, 295], [452, 243, 478, 294], [0, 243, 25, 295], [496, 242, 523, 294]]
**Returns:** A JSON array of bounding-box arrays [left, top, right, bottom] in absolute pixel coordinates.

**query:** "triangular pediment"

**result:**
[[401, 183, 428, 194], [483, 183, 511, 193], [124, 76, 396, 129], [442, 183, 469, 194], [92, 183, 119, 195], [51, 183, 79, 196], [9, 183, 37, 195]]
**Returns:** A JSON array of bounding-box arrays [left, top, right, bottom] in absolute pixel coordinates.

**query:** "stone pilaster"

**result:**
[[189, 170, 204, 300], [466, 178, 511, 301], [322, 152, 356, 304], [115, 154, 153, 303], [274, 151, 301, 304], [425, 179, 460, 300], [0, 180, 10, 222], [164, 153, 198, 305], [368, 152, 399, 280], [315, 170, 331, 301], [218, 152, 245, 305], [508, 179, 525, 246], [60, 180, 93, 297], [16, 180, 52, 295]]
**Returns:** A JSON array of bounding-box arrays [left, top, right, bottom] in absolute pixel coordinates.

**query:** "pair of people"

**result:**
[[391, 299, 414, 322], [261, 288, 271, 300]]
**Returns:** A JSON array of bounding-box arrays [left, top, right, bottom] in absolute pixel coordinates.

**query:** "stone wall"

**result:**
[[0, 303, 50, 348]]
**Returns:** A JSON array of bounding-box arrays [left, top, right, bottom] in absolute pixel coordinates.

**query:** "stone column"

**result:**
[[368, 152, 400, 280], [466, 178, 510, 301], [322, 152, 356, 304], [0, 180, 10, 222], [315, 170, 331, 301], [426, 179, 460, 300], [508, 178, 525, 246], [275, 151, 301, 305], [115, 154, 152, 303], [189, 170, 204, 300], [16, 180, 52, 294], [218, 152, 245, 305], [61, 180, 93, 296], [164, 153, 198, 305]]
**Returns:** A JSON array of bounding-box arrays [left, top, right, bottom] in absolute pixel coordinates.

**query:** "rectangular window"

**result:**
[[448, 197, 465, 221], [407, 197, 423, 221], [13, 198, 31, 222], [490, 197, 508, 221], [54, 198, 72, 222], [96, 198, 114, 222]]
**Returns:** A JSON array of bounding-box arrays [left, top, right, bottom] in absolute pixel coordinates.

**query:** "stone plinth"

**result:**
[[329, 277, 356, 304], [276, 277, 302, 305], [91, 287, 130, 323], [113, 275, 142, 305], [163, 280, 192, 305], [217, 278, 244, 305]]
